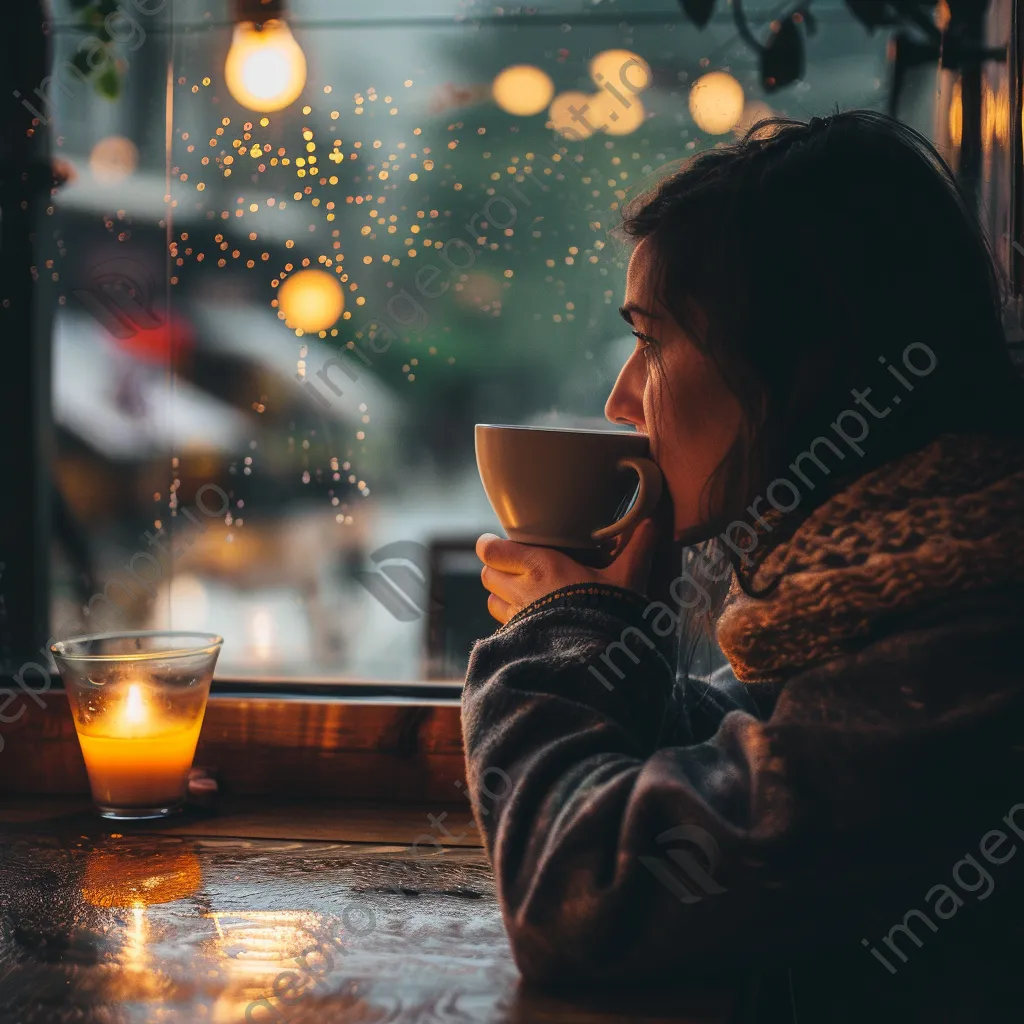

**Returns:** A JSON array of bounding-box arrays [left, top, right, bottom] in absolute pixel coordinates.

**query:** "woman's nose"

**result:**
[[604, 348, 647, 430]]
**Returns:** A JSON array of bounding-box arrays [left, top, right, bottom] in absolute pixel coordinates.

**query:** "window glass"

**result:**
[[46, 0, 958, 681]]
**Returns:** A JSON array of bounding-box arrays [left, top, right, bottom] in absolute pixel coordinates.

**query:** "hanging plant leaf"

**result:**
[[95, 64, 122, 101], [844, 0, 896, 32], [679, 0, 716, 29], [761, 16, 805, 91]]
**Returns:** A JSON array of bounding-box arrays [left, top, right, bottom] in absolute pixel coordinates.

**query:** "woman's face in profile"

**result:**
[[605, 237, 744, 538]]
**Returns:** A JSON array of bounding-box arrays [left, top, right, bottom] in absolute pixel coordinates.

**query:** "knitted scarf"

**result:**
[[715, 433, 1024, 683]]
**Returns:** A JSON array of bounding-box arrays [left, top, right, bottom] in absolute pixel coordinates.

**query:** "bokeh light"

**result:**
[[224, 20, 307, 113], [277, 269, 345, 333], [455, 271, 503, 309], [590, 90, 647, 136], [948, 78, 962, 148], [491, 64, 555, 116], [89, 136, 139, 182], [689, 71, 745, 135], [114, 314, 195, 366], [548, 90, 600, 139], [982, 80, 1010, 149], [588, 49, 652, 94]]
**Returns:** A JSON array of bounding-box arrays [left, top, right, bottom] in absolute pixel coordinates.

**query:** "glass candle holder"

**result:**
[[51, 631, 223, 820]]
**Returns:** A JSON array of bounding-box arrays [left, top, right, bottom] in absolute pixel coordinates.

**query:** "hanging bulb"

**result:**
[[224, 18, 307, 113], [689, 71, 745, 135], [276, 269, 345, 333]]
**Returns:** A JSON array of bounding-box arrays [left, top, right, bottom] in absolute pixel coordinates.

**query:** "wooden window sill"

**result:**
[[3, 689, 467, 803], [0, 795, 483, 847]]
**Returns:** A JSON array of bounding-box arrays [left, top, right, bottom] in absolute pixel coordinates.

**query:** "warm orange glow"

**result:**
[[588, 49, 652, 94], [124, 683, 145, 725], [78, 713, 204, 809], [949, 78, 962, 148], [589, 89, 646, 136], [689, 71, 745, 135], [277, 268, 345, 333], [89, 136, 138, 182], [455, 271, 502, 309], [997, 87, 1010, 147], [548, 91, 599, 139], [82, 847, 203, 907], [982, 81, 1010, 149], [224, 20, 307, 113], [546, 49, 651, 141], [491, 65, 555, 116]]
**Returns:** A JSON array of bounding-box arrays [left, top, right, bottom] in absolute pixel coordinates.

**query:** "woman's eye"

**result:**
[[632, 330, 655, 351]]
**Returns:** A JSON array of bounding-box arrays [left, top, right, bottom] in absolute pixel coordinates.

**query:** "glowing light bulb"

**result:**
[[491, 65, 555, 117], [277, 268, 344, 333], [124, 684, 146, 726], [689, 71, 745, 135], [224, 19, 307, 113]]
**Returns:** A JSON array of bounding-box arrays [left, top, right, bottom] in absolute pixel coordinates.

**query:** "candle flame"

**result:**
[[124, 684, 146, 725]]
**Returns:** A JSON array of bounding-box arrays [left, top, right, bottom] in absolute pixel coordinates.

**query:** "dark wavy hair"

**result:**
[[615, 110, 1024, 601]]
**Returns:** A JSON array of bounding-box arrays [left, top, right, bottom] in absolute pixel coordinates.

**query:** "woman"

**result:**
[[464, 111, 1024, 1021]]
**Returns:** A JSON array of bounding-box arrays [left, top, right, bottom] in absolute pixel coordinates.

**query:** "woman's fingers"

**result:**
[[475, 531, 613, 623], [480, 563, 520, 603], [486, 592, 513, 624], [477, 534, 571, 617], [476, 533, 531, 573]]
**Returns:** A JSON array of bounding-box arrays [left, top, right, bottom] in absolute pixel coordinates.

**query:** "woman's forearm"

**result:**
[[461, 587, 761, 982]]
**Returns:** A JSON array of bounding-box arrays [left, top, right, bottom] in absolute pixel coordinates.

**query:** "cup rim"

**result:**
[[475, 423, 649, 438], [51, 630, 225, 663]]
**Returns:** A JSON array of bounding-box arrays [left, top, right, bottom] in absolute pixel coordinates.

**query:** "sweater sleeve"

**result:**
[[461, 583, 794, 984]]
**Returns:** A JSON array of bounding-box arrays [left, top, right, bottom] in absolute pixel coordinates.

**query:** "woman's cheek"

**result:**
[[642, 375, 661, 443], [667, 461, 702, 536]]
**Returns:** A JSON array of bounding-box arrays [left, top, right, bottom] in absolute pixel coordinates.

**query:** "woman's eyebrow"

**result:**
[[618, 303, 661, 325]]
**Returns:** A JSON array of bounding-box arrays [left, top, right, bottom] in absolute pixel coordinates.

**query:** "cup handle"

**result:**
[[590, 456, 663, 543]]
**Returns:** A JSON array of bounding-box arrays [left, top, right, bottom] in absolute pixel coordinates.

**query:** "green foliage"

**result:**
[[69, 0, 124, 100], [95, 63, 122, 100]]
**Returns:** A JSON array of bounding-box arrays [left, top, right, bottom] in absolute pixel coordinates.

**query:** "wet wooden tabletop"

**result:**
[[0, 799, 734, 1023]]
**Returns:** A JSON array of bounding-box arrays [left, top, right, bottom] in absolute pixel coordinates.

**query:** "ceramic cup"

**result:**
[[475, 424, 663, 550]]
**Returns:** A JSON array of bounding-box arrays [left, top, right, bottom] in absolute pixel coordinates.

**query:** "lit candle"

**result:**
[[54, 632, 222, 820], [77, 683, 205, 811]]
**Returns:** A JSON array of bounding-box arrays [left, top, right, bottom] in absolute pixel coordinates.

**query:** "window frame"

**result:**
[[5, 0, 1023, 716]]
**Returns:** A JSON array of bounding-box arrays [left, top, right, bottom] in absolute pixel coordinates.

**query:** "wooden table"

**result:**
[[0, 799, 734, 1023]]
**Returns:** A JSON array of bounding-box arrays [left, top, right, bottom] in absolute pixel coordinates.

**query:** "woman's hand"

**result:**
[[477, 517, 661, 625]]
